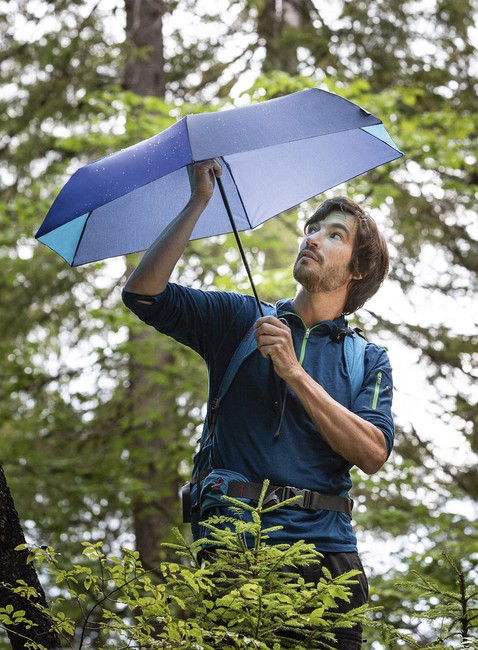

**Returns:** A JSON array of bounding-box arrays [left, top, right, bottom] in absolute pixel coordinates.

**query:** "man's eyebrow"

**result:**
[[317, 219, 354, 237]]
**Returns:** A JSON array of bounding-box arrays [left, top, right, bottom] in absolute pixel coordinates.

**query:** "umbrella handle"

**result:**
[[217, 176, 264, 318]]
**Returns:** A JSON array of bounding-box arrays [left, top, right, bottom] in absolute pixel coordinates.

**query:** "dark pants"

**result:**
[[199, 550, 368, 649], [289, 552, 369, 650]]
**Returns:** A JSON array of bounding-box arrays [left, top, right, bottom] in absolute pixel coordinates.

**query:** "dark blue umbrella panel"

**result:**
[[36, 88, 403, 266]]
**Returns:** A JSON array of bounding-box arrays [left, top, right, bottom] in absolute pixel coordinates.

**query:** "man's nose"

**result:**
[[305, 231, 322, 247]]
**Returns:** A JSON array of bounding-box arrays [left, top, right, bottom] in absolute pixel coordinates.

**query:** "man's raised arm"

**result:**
[[124, 159, 222, 296]]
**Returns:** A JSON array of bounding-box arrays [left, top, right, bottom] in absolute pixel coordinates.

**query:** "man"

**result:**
[[123, 159, 394, 649]]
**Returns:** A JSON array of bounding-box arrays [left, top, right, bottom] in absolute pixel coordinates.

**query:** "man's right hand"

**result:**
[[188, 158, 222, 207]]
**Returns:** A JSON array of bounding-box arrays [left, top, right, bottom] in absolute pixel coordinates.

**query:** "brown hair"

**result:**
[[304, 196, 390, 315]]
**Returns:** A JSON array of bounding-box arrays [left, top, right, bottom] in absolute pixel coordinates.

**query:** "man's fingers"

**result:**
[[187, 159, 223, 203], [188, 158, 222, 181], [211, 158, 222, 177], [197, 158, 222, 178], [254, 317, 292, 359], [254, 315, 288, 331]]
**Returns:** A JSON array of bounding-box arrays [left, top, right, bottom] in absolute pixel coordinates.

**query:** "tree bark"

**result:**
[[0, 465, 61, 649], [122, 0, 182, 567], [123, 0, 166, 97], [127, 336, 185, 568], [257, 0, 319, 73]]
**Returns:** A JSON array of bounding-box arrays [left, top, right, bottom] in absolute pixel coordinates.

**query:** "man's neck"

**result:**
[[292, 288, 346, 327]]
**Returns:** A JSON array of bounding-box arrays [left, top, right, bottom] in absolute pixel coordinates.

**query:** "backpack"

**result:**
[[182, 303, 367, 536]]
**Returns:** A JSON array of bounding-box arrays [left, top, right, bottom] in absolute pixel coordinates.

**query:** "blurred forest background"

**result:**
[[1, 0, 477, 646]]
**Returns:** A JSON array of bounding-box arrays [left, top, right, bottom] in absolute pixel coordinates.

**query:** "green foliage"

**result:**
[[1, 0, 478, 647], [379, 552, 478, 649], [4, 503, 477, 649], [2, 488, 372, 649]]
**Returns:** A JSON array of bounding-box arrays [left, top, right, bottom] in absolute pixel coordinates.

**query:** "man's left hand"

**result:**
[[254, 316, 301, 382]]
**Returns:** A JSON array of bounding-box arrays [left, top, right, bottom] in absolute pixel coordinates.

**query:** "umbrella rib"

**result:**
[[70, 211, 91, 267], [217, 176, 264, 317]]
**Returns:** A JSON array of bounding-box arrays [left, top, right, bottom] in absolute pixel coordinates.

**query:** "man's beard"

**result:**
[[293, 257, 352, 294]]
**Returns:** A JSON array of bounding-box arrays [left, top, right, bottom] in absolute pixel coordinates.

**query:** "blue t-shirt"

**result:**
[[123, 285, 394, 552]]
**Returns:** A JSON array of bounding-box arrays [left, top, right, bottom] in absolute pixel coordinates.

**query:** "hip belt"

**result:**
[[227, 481, 353, 515]]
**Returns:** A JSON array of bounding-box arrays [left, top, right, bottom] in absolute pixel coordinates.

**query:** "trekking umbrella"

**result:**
[[36, 88, 403, 312]]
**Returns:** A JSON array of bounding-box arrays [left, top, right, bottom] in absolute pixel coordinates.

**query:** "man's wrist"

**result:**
[[281, 363, 307, 387], [188, 192, 211, 211]]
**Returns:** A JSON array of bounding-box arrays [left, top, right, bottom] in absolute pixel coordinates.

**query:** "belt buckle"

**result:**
[[283, 486, 311, 510], [263, 487, 282, 508]]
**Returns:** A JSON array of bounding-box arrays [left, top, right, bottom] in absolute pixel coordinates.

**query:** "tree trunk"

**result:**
[[127, 335, 185, 568], [0, 465, 61, 649], [123, 0, 166, 97], [122, 0, 182, 568], [257, 0, 319, 73]]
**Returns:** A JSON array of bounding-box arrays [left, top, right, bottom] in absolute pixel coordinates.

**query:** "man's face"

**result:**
[[293, 211, 360, 294]]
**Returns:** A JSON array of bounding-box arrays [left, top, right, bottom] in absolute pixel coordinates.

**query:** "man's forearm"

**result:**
[[124, 159, 221, 296], [124, 196, 208, 296], [287, 367, 388, 475]]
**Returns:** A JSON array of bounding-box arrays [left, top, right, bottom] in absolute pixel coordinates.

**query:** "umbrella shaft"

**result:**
[[217, 177, 264, 318]]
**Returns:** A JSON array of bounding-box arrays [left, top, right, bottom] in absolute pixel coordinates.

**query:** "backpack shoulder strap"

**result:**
[[193, 303, 276, 481], [343, 329, 367, 403], [215, 302, 276, 402], [207, 302, 276, 432]]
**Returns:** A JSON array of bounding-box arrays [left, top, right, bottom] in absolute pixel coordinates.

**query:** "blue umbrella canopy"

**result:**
[[36, 88, 403, 267]]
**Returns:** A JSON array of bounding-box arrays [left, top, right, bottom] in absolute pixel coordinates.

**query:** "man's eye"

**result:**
[[306, 225, 319, 235], [330, 232, 342, 240]]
